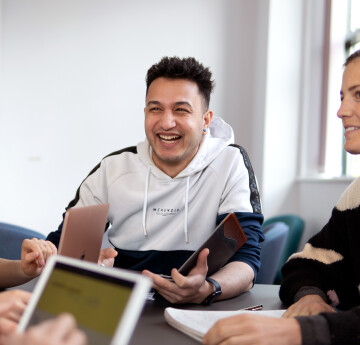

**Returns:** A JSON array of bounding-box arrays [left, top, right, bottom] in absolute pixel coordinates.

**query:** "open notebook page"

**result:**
[[164, 308, 286, 343]]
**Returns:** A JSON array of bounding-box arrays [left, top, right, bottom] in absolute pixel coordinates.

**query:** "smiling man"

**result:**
[[47, 56, 264, 304], [144, 77, 212, 178]]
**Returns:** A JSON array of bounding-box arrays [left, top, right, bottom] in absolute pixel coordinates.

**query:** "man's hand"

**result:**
[[2, 313, 87, 345], [98, 248, 118, 267], [283, 294, 336, 318], [142, 248, 212, 304], [203, 314, 301, 345], [21, 239, 57, 278], [0, 301, 18, 337], [0, 290, 32, 336]]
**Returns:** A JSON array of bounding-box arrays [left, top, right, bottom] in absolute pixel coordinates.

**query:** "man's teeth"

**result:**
[[345, 127, 360, 132], [159, 135, 181, 142]]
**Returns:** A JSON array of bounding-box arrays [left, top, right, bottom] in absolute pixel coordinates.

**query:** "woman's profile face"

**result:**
[[337, 58, 360, 154]]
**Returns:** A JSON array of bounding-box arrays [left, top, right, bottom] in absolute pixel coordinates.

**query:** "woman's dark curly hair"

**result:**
[[146, 56, 215, 110]]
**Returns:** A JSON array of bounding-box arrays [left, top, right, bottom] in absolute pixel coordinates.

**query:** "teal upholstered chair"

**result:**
[[0, 222, 45, 260], [262, 214, 305, 284], [256, 222, 289, 284]]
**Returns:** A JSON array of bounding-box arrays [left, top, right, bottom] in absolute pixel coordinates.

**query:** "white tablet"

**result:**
[[18, 255, 151, 345]]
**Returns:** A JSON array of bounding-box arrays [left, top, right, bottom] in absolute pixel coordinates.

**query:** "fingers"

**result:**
[[0, 316, 18, 336], [142, 270, 207, 304], [0, 290, 31, 307], [103, 247, 118, 258], [142, 270, 182, 303], [98, 247, 118, 267], [142, 270, 173, 290], [203, 315, 262, 345], [0, 291, 31, 325], [283, 304, 302, 318], [54, 313, 88, 345], [0, 301, 15, 316], [25, 314, 87, 345], [203, 317, 237, 345], [142, 250, 211, 304], [46, 241, 58, 256], [22, 238, 56, 271], [46, 314, 78, 341], [188, 248, 209, 277], [3, 302, 26, 323], [168, 248, 209, 288], [0, 301, 18, 334], [204, 315, 302, 345], [198, 248, 210, 263], [0, 294, 31, 337], [282, 295, 335, 318]]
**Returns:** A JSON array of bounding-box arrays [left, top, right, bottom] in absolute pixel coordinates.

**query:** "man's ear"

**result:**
[[203, 110, 213, 129]]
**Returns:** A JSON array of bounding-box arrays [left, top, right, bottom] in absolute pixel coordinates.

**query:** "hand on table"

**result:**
[[98, 247, 118, 267], [142, 248, 212, 304], [2, 313, 87, 345], [283, 294, 336, 318], [203, 313, 301, 345], [0, 290, 31, 336], [21, 238, 57, 278]]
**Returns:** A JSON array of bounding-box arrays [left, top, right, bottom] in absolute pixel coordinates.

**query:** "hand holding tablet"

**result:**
[[162, 213, 247, 280]]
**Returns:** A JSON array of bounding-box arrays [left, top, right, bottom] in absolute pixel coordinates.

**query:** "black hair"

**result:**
[[146, 56, 215, 110]]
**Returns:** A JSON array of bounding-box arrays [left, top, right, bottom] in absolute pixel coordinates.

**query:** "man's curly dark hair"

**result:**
[[146, 56, 215, 111]]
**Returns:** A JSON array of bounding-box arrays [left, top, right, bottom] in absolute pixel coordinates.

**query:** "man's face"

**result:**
[[337, 58, 360, 154], [144, 77, 212, 177]]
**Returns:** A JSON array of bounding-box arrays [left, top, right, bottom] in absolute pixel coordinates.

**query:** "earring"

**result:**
[[203, 128, 207, 133]]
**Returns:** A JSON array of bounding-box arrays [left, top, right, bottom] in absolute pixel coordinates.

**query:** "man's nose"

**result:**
[[160, 110, 176, 129]]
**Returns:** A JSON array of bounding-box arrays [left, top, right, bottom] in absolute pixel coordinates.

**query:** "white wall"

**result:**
[[262, 0, 304, 216], [262, 0, 352, 249], [0, 0, 352, 248], [297, 179, 349, 248], [0, 0, 263, 234]]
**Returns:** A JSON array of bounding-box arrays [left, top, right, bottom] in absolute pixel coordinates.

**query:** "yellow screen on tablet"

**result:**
[[27, 263, 133, 345]]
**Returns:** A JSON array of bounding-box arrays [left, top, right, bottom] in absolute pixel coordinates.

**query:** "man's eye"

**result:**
[[176, 108, 189, 112], [150, 107, 161, 111], [355, 91, 360, 99]]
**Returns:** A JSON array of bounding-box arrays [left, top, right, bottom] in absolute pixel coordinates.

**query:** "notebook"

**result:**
[[18, 255, 151, 345], [164, 307, 285, 342], [58, 203, 110, 263]]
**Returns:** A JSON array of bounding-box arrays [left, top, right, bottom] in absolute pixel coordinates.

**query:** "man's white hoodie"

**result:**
[[47, 117, 264, 276]]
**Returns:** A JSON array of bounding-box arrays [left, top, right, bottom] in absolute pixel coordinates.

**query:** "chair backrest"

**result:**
[[262, 214, 305, 284], [256, 222, 289, 284], [0, 222, 46, 260]]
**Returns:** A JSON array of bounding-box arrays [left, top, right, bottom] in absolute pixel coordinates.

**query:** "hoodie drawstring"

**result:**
[[184, 176, 190, 243], [142, 168, 190, 243], [142, 166, 151, 236]]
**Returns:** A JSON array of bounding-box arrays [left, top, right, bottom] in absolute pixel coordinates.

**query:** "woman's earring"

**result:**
[[203, 128, 207, 133]]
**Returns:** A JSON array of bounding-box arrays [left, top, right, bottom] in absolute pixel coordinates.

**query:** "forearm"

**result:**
[[0, 259, 30, 289], [296, 308, 360, 345], [210, 261, 254, 300], [296, 314, 331, 345]]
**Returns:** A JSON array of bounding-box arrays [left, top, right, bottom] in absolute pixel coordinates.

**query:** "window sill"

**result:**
[[296, 175, 356, 183]]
